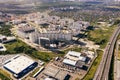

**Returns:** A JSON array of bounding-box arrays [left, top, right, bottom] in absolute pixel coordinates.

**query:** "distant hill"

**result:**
[[0, 0, 104, 3], [0, 0, 41, 3]]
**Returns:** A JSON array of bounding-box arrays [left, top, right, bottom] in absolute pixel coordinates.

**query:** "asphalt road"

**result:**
[[93, 24, 120, 80]]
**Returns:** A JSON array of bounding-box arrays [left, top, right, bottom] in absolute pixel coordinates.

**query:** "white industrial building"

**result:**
[[0, 35, 6, 42], [65, 51, 86, 61], [4, 55, 38, 78], [63, 51, 87, 68], [0, 35, 16, 43], [63, 59, 77, 66]]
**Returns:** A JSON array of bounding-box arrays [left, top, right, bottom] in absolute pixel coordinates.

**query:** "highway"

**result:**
[[93, 24, 120, 80]]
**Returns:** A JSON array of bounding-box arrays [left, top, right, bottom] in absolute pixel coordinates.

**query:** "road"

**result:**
[[93, 24, 120, 80]]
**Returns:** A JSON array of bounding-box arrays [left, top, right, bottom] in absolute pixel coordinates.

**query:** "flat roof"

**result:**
[[0, 35, 6, 39], [55, 70, 67, 80], [44, 78, 54, 80], [39, 37, 50, 40], [18, 26, 35, 32], [43, 66, 59, 77], [66, 51, 81, 58], [79, 56, 86, 62], [4, 55, 35, 74], [43, 66, 67, 80], [63, 59, 77, 66], [76, 60, 85, 68], [65, 51, 86, 62]]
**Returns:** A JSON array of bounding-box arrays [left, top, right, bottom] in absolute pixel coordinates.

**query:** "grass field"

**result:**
[[3, 39, 83, 62], [87, 25, 116, 49], [83, 49, 103, 80], [0, 69, 11, 80], [0, 24, 12, 36], [3, 39, 58, 62]]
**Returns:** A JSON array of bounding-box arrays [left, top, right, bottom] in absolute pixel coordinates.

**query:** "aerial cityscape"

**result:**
[[0, 0, 120, 80]]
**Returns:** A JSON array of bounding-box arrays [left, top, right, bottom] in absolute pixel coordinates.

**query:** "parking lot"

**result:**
[[36, 60, 87, 80], [0, 54, 17, 67], [36, 64, 70, 80]]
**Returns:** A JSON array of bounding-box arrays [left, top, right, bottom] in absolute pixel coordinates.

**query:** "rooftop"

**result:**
[[43, 66, 68, 80], [63, 51, 87, 67], [18, 26, 35, 33], [44, 78, 54, 80], [66, 51, 81, 58], [55, 70, 67, 80], [63, 59, 77, 66], [4, 55, 35, 74], [43, 66, 59, 77]]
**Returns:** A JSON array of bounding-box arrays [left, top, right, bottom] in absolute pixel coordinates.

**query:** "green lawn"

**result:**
[[83, 50, 103, 80]]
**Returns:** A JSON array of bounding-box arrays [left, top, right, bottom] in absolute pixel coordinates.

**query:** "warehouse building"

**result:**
[[63, 51, 87, 68], [3, 55, 38, 78], [0, 35, 16, 43]]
